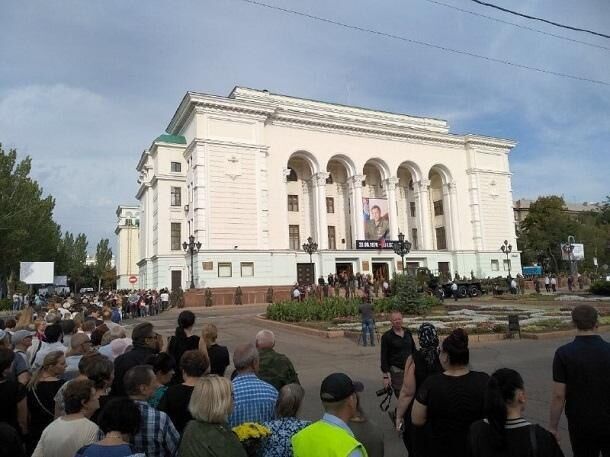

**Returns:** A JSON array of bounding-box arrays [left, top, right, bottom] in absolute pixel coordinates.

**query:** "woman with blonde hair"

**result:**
[[15, 306, 34, 331], [27, 350, 66, 453], [200, 323, 230, 376], [178, 375, 246, 457]]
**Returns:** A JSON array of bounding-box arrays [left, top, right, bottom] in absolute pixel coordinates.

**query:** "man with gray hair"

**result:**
[[256, 329, 300, 391], [228, 342, 278, 428]]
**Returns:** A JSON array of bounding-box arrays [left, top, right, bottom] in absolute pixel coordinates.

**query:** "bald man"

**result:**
[[63, 333, 93, 380], [255, 330, 300, 391]]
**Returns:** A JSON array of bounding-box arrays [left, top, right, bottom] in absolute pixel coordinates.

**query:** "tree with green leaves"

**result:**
[[518, 195, 610, 274], [0, 144, 61, 295], [518, 196, 578, 272], [55, 231, 88, 291], [94, 238, 113, 291]]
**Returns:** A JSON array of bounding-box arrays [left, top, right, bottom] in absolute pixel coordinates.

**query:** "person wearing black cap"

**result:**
[[292, 373, 368, 457]]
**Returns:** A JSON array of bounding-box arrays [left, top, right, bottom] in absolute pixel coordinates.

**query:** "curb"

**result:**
[[255, 316, 610, 343], [520, 324, 610, 340]]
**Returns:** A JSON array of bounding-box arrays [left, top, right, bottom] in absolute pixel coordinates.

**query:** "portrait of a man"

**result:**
[[364, 199, 389, 240]]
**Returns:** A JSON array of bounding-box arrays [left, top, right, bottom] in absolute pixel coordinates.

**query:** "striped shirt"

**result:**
[[132, 400, 179, 457], [228, 373, 278, 428]]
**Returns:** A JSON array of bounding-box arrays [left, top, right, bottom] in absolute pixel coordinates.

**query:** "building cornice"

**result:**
[[166, 88, 516, 152], [167, 92, 276, 134]]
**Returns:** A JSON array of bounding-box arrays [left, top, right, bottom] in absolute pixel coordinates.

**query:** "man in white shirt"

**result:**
[[451, 282, 459, 301], [160, 289, 170, 311]]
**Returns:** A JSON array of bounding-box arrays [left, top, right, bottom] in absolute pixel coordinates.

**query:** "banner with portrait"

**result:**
[[362, 197, 390, 240]]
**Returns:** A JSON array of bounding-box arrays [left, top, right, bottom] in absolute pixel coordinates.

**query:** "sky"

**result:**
[[1, 0, 609, 252]]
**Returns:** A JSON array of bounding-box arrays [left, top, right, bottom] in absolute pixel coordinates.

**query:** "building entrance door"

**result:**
[[171, 270, 182, 291], [335, 262, 354, 276], [372, 262, 390, 282], [297, 263, 315, 285], [437, 262, 450, 281]]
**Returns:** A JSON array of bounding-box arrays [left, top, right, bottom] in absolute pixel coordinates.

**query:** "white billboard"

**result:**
[[20, 262, 55, 284], [561, 243, 585, 261], [54, 275, 68, 286]]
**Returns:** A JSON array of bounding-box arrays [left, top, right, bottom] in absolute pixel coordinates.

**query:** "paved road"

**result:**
[[130, 304, 602, 457]]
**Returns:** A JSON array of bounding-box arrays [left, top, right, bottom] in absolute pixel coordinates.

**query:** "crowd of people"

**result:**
[[0, 291, 608, 457]]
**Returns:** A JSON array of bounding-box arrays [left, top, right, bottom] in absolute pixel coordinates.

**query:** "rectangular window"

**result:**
[[328, 226, 336, 250], [218, 262, 232, 277], [170, 223, 181, 251], [503, 259, 511, 271], [409, 201, 416, 218], [433, 200, 444, 216], [171, 187, 182, 207], [287, 195, 299, 212], [435, 227, 447, 250], [326, 197, 335, 214], [171, 162, 182, 172], [240, 262, 254, 277], [491, 259, 499, 271], [289, 225, 300, 250], [411, 228, 418, 250]]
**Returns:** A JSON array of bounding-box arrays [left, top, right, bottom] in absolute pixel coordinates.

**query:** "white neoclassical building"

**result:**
[[134, 87, 521, 290]]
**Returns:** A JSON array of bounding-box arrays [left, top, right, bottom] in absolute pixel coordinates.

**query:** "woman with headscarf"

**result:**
[[395, 323, 443, 456]]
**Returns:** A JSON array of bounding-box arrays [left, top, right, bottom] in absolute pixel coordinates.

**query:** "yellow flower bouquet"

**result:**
[[232, 423, 272, 456]]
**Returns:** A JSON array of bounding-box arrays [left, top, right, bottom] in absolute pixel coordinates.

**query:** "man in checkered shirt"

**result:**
[[125, 365, 179, 457], [228, 342, 279, 428]]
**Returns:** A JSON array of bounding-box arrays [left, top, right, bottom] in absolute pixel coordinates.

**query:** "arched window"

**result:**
[[287, 167, 298, 182]]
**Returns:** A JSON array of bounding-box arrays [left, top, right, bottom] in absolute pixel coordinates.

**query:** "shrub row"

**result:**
[[590, 280, 610, 296], [266, 297, 361, 322]]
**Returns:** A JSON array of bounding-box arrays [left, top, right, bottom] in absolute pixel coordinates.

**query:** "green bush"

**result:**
[[266, 297, 360, 322], [390, 273, 439, 314], [0, 299, 10, 311], [590, 280, 610, 296]]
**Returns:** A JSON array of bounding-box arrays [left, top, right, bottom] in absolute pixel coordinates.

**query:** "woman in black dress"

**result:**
[[395, 323, 443, 456], [201, 323, 230, 376], [411, 328, 489, 457], [168, 310, 199, 384], [27, 350, 66, 453], [469, 368, 564, 457]]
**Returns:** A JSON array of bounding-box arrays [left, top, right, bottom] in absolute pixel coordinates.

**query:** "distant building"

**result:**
[[115, 205, 140, 289], [135, 136, 187, 290], [133, 87, 521, 290], [513, 199, 602, 227]]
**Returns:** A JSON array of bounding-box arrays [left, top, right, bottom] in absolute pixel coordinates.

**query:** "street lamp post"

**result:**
[[182, 235, 202, 289], [302, 236, 318, 283], [566, 235, 577, 276], [392, 232, 412, 274], [501, 240, 513, 278]]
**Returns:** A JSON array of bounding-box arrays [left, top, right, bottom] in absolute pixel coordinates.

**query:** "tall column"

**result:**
[[348, 175, 365, 244], [442, 182, 459, 251], [467, 171, 484, 251], [383, 177, 400, 240], [313, 172, 329, 249], [416, 179, 433, 250], [447, 182, 461, 251]]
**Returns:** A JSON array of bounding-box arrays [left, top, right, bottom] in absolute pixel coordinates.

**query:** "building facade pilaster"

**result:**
[[312, 172, 330, 249], [349, 175, 365, 244], [416, 178, 433, 250], [383, 177, 400, 240]]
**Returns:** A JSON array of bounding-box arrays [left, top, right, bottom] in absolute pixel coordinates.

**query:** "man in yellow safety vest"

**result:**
[[292, 373, 368, 457]]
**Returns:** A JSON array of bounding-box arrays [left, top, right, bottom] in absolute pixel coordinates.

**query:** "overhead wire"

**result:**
[[422, 0, 610, 52], [235, 0, 610, 87], [470, 0, 610, 40]]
